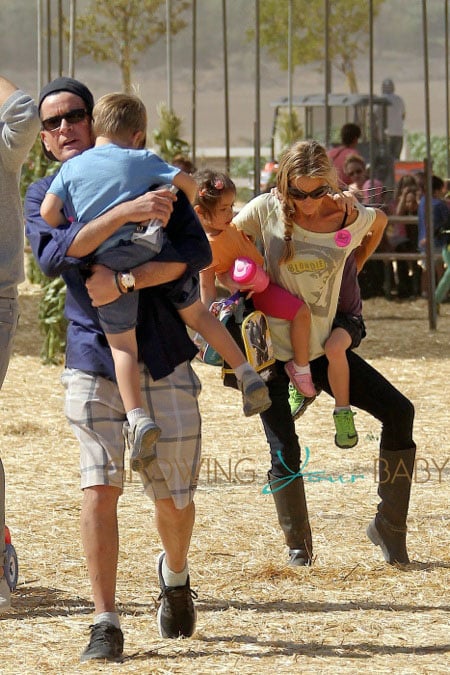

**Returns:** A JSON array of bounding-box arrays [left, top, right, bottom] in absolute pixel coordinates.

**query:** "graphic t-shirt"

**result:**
[[233, 192, 375, 360]]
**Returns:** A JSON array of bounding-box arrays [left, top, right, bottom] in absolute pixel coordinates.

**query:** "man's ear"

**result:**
[[40, 130, 50, 152]]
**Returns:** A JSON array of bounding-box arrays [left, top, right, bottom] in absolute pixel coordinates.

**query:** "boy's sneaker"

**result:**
[[80, 622, 124, 663], [123, 417, 161, 472], [0, 575, 11, 612], [238, 370, 272, 417], [288, 384, 316, 420], [333, 409, 358, 448], [156, 552, 198, 638], [284, 361, 317, 398]]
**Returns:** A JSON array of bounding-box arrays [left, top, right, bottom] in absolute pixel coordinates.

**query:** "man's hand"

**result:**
[[125, 187, 176, 227], [85, 264, 119, 307]]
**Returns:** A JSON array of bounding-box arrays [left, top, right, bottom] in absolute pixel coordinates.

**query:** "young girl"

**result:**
[[194, 170, 316, 398]]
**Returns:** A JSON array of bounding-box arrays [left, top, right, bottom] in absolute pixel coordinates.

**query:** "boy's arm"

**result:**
[[200, 267, 218, 307], [172, 171, 198, 204], [354, 208, 388, 272], [41, 193, 65, 227]]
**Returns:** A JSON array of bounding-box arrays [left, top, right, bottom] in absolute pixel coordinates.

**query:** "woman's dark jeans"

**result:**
[[260, 353, 415, 477]]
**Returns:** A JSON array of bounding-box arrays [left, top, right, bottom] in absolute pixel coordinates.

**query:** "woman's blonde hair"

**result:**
[[276, 140, 339, 263], [92, 93, 147, 146]]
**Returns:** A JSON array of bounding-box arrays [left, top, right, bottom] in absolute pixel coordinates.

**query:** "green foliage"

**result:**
[[152, 103, 190, 162], [253, 0, 385, 93], [20, 136, 58, 201], [407, 132, 449, 181], [73, 0, 189, 92], [38, 277, 67, 365], [275, 109, 303, 154], [20, 137, 67, 363]]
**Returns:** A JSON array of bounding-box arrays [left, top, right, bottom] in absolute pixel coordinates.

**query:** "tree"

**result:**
[[73, 0, 189, 93], [254, 0, 385, 93]]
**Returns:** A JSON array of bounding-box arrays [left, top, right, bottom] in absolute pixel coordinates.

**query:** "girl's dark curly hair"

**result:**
[[193, 169, 236, 218]]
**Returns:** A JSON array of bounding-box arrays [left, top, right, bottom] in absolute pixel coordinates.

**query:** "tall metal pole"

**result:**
[[324, 0, 331, 147], [191, 0, 197, 166], [37, 0, 43, 93], [368, 0, 375, 200], [254, 0, 261, 196], [166, 0, 173, 110], [422, 0, 437, 329], [68, 0, 76, 78], [222, 0, 230, 174], [445, 0, 449, 177], [46, 0, 51, 83], [57, 0, 63, 76], [288, 0, 293, 131]]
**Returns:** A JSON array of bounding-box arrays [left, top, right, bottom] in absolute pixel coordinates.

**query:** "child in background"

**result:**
[[41, 93, 271, 470], [194, 170, 316, 398]]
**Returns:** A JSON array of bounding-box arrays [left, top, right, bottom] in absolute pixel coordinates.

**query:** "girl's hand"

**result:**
[[216, 271, 255, 299]]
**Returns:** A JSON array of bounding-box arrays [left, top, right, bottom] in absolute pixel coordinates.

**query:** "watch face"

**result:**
[[121, 272, 135, 289]]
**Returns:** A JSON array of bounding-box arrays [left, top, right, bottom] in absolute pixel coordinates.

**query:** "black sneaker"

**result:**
[[80, 621, 124, 663], [157, 552, 198, 638]]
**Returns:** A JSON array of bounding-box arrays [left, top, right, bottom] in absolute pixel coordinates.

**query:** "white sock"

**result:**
[[94, 611, 120, 629], [334, 405, 351, 414], [293, 362, 311, 375], [162, 556, 188, 587], [127, 407, 147, 427], [234, 362, 253, 382]]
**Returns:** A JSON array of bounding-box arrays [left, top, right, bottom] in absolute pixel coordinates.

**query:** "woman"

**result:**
[[232, 140, 416, 567]]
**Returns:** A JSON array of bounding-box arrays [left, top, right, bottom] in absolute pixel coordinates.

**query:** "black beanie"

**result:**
[[38, 77, 94, 115], [39, 77, 94, 161]]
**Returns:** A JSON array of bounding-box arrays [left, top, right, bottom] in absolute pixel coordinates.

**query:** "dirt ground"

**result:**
[[1, 282, 449, 674]]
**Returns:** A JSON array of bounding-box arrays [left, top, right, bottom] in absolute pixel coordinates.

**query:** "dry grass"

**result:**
[[1, 282, 449, 674]]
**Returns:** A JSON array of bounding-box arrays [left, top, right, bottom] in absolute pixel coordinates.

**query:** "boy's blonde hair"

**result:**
[[92, 93, 147, 146], [277, 140, 339, 263]]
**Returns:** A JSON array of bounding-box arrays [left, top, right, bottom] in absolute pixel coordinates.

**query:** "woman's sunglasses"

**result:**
[[41, 108, 89, 132], [288, 185, 331, 201]]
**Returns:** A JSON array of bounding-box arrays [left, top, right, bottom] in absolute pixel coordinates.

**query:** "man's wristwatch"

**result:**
[[115, 270, 136, 294]]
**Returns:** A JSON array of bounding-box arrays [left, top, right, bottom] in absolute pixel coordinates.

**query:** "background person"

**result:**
[[25, 77, 209, 662], [0, 75, 39, 612], [380, 78, 406, 160], [327, 123, 362, 188]]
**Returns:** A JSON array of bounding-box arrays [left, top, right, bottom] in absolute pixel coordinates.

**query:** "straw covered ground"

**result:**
[[1, 280, 449, 674]]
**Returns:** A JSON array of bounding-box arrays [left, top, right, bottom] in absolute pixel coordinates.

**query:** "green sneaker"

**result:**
[[288, 383, 316, 420], [333, 409, 358, 448]]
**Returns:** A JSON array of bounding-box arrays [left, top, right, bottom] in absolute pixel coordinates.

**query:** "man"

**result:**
[[381, 78, 405, 160], [327, 123, 362, 187], [25, 78, 211, 662], [0, 75, 39, 612]]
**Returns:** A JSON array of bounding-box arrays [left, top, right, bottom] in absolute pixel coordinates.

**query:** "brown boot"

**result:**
[[367, 447, 415, 564], [268, 471, 313, 566]]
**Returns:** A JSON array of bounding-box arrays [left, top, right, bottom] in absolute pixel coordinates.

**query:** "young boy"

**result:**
[[41, 93, 270, 471]]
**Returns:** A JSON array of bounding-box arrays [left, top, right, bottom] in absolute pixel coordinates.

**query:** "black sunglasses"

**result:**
[[288, 185, 331, 201], [41, 108, 89, 132]]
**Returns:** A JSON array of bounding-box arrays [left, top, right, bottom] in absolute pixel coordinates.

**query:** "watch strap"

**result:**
[[114, 271, 127, 294]]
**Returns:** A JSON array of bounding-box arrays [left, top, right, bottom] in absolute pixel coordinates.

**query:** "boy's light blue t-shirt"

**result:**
[[48, 143, 180, 251]]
